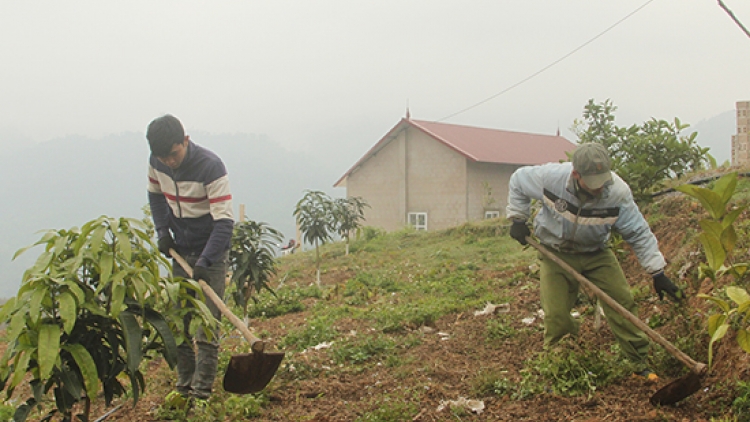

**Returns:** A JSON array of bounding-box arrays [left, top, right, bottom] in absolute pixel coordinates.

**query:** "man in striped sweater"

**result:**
[[146, 114, 234, 404]]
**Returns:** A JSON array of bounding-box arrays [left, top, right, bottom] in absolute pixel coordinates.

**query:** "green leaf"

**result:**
[[723, 206, 746, 228], [726, 286, 750, 306], [29, 287, 47, 326], [38, 323, 61, 380], [165, 280, 180, 303], [698, 220, 723, 239], [128, 371, 141, 406], [143, 308, 178, 368], [720, 225, 738, 256], [0, 297, 17, 323], [99, 252, 114, 288], [739, 300, 750, 316], [707, 313, 727, 337], [714, 172, 738, 205], [52, 235, 68, 258], [115, 231, 132, 262], [738, 328, 750, 354], [13, 397, 36, 422], [111, 283, 126, 319], [7, 308, 28, 342], [29, 251, 53, 275], [63, 344, 100, 398], [698, 232, 726, 271], [59, 366, 83, 401], [675, 185, 724, 219], [63, 281, 85, 305], [118, 311, 143, 375], [9, 350, 31, 390], [13, 244, 37, 261], [708, 323, 729, 368], [89, 225, 107, 255], [100, 269, 127, 295], [58, 292, 77, 334]]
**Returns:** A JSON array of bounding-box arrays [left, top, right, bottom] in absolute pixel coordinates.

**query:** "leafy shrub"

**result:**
[[0, 216, 213, 421], [229, 220, 283, 316], [573, 99, 709, 203]]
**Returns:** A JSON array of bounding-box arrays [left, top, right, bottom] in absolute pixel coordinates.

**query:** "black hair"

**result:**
[[146, 114, 185, 157]]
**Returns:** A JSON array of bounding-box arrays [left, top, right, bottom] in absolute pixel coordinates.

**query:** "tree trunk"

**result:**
[[315, 239, 321, 286]]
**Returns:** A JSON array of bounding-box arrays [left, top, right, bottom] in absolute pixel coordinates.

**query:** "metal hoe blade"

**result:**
[[650, 372, 702, 406], [223, 351, 286, 394]]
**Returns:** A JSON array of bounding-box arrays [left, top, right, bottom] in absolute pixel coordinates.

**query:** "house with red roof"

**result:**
[[334, 114, 576, 232]]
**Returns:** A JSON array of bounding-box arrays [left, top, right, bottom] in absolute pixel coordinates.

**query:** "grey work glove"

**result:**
[[193, 265, 211, 283], [509, 220, 531, 245], [652, 272, 682, 302], [157, 236, 178, 257]]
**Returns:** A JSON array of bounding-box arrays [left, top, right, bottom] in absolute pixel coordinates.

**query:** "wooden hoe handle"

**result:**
[[526, 238, 707, 376], [169, 249, 265, 353]]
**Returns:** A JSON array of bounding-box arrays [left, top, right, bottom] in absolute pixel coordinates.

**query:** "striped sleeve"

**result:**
[[206, 174, 234, 221]]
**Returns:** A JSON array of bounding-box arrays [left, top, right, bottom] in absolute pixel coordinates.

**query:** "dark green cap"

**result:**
[[572, 143, 612, 189]]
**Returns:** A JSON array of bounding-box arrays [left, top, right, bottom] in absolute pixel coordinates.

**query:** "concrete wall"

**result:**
[[346, 129, 406, 232], [733, 101, 750, 166], [405, 127, 467, 231], [466, 161, 520, 221]]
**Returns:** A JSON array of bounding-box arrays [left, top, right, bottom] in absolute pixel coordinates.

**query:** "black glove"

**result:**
[[193, 265, 211, 283], [652, 272, 682, 302], [509, 220, 531, 245], [157, 236, 178, 257]]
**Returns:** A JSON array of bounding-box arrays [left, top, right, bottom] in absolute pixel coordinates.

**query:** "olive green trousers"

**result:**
[[538, 247, 650, 364]]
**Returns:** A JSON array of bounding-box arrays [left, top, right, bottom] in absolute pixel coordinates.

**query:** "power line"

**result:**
[[718, 0, 750, 38], [437, 0, 657, 122]]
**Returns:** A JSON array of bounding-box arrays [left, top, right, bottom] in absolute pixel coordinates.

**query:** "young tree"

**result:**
[[293, 190, 334, 285], [229, 219, 284, 316], [332, 196, 369, 255], [572, 99, 711, 203], [0, 216, 213, 422]]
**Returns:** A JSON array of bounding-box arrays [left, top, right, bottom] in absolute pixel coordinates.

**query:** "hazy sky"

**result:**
[[2, 0, 749, 153]]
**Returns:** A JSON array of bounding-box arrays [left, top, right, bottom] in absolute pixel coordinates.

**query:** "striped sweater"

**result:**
[[148, 140, 234, 267]]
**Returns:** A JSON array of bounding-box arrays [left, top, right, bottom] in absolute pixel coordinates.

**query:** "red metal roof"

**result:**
[[334, 118, 576, 187], [411, 119, 575, 164]]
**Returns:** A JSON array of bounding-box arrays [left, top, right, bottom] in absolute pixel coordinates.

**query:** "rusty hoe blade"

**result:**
[[223, 351, 286, 394], [650, 372, 703, 406]]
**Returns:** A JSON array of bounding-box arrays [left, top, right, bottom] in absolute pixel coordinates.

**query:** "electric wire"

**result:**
[[437, 0, 657, 122]]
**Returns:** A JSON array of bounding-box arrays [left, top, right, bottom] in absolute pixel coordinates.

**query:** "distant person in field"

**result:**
[[505, 142, 682, 381], [281, 239, 297, 255], [146, 114, 234, 406]]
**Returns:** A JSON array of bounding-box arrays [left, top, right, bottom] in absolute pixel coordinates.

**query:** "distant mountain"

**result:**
[[688, 109, 735, 165]]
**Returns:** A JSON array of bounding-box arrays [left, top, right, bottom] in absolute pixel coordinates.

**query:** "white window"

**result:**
[[408, 212, 428, 231], [485, 211, 500, 219]]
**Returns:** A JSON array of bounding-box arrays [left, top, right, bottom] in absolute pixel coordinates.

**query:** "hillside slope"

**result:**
[[15, 176, 750, 422]]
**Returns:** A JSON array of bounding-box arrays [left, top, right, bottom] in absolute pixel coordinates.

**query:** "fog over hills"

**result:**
[[688, 109, 735, 165], [0, 110, 736, 298]]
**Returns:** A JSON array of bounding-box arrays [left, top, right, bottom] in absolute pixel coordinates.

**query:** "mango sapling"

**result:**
[[0, 216, 215, 422]]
